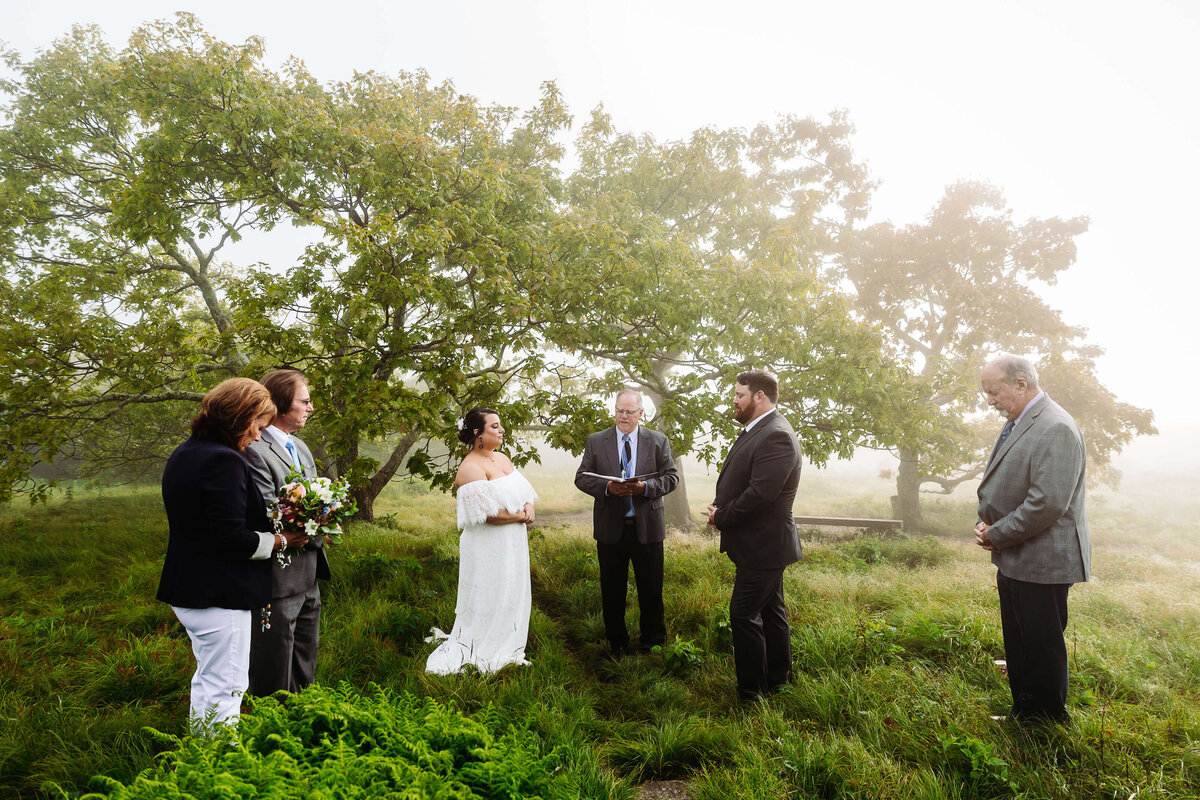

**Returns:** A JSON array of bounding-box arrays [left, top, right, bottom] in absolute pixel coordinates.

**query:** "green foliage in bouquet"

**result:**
[[274, 471, 357, 544], [77, 683, 567, 799]]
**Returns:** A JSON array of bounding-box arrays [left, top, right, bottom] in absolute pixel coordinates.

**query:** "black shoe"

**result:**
[[1015, 711, 1071, 727], [605, 643, 629, 661], [992, 712, 1069, 727]]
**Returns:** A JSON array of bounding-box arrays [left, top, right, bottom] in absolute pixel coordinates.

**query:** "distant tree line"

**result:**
[[0, 14, 1152, 524]]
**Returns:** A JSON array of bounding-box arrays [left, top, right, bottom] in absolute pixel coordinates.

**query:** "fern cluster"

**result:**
[[77, 684, 566, 799]]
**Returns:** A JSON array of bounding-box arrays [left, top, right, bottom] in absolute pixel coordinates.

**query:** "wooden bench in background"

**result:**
[[794, 515, 904, 531]]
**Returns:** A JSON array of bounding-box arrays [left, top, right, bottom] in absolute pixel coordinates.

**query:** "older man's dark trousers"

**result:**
[[997, 570, 1071, 723], [730, 565, 791, 701], [248, 583, 321, 696], [597, 517, 665, 652]]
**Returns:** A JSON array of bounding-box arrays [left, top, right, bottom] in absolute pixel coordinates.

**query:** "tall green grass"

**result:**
[[3, 469, 1199, 798]]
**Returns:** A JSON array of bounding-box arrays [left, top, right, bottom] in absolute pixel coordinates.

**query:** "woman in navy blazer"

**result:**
[[157, 378, 308, 733]]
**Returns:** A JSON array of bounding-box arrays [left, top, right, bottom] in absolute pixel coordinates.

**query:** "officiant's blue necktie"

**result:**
[[285, 438, 302, 473], [620, 434, 634, 516], [988, 420, 1016, 466]]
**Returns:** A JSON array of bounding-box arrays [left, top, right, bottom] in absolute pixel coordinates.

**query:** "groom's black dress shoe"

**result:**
[[605, 643, 630, 661], [993, 711, 1070, 727]]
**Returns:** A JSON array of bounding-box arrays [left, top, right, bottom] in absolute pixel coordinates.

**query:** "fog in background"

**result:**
[[5, 0, 1197, 499]]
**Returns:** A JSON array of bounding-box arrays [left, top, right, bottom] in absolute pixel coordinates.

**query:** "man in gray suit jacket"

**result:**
[[707, 370, 802, 702], [975, 354, 1090, 724], [575, 389, 679, 657], [244, 369, 331, 696]]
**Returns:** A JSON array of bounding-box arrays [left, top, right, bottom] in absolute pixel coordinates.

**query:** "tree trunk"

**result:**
[[891, 448, 923, 528], [352, 485, 376, 523], [349, 431, 421, 524], [310, 439, 333, 479], [641, 375, 694, 531], [665, 454, 695, 530], [335, 436, 379, 524]]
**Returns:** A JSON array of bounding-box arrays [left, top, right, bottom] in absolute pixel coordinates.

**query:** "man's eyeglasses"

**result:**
[[615, 409, 641, 417]]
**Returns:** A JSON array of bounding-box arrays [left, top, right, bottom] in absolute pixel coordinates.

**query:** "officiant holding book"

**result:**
[[575, 389, 679, 658]]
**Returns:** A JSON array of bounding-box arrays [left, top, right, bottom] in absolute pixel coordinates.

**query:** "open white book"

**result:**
[[579, 470, 665, 483]]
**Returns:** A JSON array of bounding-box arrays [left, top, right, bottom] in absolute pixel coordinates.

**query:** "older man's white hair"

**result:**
[[615, 389, 643, 408], [987, 354, 1040, 391]]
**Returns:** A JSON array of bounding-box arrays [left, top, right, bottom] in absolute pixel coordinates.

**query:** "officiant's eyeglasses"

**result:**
[[615, 408, 641, 416]]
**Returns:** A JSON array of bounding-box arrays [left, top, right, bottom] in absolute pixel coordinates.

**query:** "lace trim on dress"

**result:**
[[456, 481, 501, 528], [454, 471, 539, 530]]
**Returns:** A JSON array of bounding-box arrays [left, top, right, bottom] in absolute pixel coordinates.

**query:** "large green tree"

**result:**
[[0, 16, 570, 518], [540, 109, 924, 527], [836, 181, 1155, 526], [0, 20, 279, 501], [226, 69, 574, 519]]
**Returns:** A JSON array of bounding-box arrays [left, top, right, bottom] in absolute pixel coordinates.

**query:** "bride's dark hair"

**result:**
[[458, 407, 499, 447]]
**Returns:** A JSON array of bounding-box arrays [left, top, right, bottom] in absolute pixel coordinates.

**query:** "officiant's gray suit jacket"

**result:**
[[244, 434, 331, 597], [977, 395, 1091, 584], [574, 426, 679, 545]]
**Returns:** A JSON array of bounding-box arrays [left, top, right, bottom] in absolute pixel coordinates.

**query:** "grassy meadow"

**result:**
[[2, 440, 1199, 799]]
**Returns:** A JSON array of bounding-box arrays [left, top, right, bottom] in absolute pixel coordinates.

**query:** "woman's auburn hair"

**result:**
[[191, 377, 277, 450]]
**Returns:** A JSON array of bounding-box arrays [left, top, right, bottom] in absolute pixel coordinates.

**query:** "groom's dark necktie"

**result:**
[[621, 434, 634, 516], [728, 425, 748, 456], [988, 420, 1016, 466]]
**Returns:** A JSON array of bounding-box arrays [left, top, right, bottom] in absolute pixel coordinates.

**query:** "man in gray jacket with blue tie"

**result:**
[[975, 354, 1090, 724], [245, 369, 331, 696]]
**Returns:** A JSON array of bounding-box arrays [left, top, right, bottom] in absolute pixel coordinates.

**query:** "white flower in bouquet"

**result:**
[[271, 471, 357, 568]]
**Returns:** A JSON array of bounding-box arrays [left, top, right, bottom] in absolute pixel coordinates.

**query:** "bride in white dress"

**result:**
[[425, 407, 538, 675]]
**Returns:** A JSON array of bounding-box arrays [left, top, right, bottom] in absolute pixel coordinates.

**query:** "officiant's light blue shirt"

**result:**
[[615, 424, 639, 517], [614, 424, 640, 474], [603, 424, 640, 496]]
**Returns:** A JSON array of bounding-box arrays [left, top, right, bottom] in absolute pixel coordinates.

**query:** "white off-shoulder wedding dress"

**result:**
[[425, 470, 538, 675]]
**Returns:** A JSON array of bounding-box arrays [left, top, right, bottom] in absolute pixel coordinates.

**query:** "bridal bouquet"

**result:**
[[270, 471, 357, 567]]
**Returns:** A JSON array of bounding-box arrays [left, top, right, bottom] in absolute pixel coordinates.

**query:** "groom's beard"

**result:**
[[733, 403, 753, 425]]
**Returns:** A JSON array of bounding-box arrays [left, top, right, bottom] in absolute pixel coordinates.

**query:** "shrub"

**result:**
[[73, 683, 568, 799], [706, 607, 733, 653], [854, 617, 902, 665], [846, 538, 884, 566], [378, 606, 436, 647], [653, 639, 704, 676], [936, 730, 1017, 797]]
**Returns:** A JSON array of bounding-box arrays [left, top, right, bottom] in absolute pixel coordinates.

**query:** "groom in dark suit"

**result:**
[[975, 354, 1090, 724], [707, 369, 802, 702], [245, 369, 331, 696], [575, 389, 679, 657]]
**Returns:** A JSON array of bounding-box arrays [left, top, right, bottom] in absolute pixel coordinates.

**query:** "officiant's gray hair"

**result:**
[[988, 354, 1040, 391], [615, 389, 643, 409]]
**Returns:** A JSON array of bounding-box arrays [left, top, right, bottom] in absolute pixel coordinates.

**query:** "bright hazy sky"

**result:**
[[5, 0, 1197, 426]]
